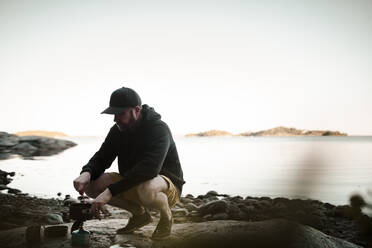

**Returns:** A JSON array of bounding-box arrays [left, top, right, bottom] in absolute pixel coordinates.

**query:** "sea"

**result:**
[[1, 136, 372, 206]]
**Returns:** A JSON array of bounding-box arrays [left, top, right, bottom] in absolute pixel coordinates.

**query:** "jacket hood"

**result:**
[[141, 104, 161, 122]]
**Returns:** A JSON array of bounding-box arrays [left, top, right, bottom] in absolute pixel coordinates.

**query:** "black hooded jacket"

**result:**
[[81, 104, 185, 196]]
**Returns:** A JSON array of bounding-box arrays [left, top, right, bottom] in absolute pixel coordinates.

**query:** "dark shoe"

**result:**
[[117, 210, 152, 234], [151, 216, 173, 240]]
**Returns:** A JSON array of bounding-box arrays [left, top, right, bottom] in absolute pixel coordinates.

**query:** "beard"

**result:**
[[116, 112, 138, 132]]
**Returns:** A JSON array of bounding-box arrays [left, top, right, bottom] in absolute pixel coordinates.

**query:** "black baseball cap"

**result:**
[[101, 87, 142, 114]]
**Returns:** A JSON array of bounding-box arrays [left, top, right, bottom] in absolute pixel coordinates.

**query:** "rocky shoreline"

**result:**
[[186, 126, 347, 137], [0, 170, 371, 248], [0, 132, 76, 160]]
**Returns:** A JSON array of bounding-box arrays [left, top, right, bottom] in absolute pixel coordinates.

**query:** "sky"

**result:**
[[1, 0, 371, 136]]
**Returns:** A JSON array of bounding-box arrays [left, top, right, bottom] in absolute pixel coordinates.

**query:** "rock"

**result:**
[[0, 204, 14, 218], [230, 196, 244, 203], [0, 177, 12, 185], [188, 210, 199, 217], [172, 208, 189, 217], [185, 194, 194, 199], [0, 184, 9, 190], [273, 202, 287, 210], [7, 188, 21, 194], [244, 198, 259, 205], [227, 203, 242, 220], [0, 153, 11, 160], [0, 170, 14, 185], [0, 132, 19, 147], [0, 222, 21, 230], [0, 132, 77, 160], [199, 200, 228, 216], [205, 196, 219, 202], [255, 200, 272, 209], [18, 135, 76, 156], [175, 201, 185, 208], [211, 213, 229, 220], [193, 199, 204, 206], [63, 196, 79, 206], [44, 225, 68, 238], [260, 197, 272, 201], [184, 203, 199, 212], [202, 214, 212, 220], [123, 219, 361, 248], [241, 205, 255, 214], [206, 190, 219, 196], [273, 197, 290, 205], [42, 213, 64, 225], [13, 142, 38, 156], [180, 197, 194, 204], [25, 225, 41, 245], [0, 170, 14, 177]]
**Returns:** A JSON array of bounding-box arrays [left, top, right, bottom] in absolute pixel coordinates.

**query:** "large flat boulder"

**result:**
[[114, 219, 361, 248]]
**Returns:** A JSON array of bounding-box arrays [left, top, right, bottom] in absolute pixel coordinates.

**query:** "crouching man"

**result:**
[[73, 87, 185, 240]]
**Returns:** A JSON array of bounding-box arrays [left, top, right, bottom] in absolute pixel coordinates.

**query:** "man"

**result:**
[[73, 87, 185, 240]]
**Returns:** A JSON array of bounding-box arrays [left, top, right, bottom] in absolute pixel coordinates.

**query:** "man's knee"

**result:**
[[135, 176, 168, 206]]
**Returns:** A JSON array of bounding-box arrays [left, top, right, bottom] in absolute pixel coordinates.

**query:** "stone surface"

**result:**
[[114, 219, 361, 248]]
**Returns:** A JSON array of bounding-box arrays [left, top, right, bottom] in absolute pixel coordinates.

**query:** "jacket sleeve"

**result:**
[[80, 127, 117, 180], [108, 124, 170, 196]]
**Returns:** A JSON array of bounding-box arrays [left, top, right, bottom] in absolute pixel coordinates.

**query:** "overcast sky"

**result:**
[[1, 0, 371, 136]]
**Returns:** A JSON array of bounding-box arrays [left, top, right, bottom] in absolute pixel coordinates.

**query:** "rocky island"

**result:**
[[186, 126, 347, 137], [15, 130, 68, 138], [185, 130, 233, 137], [0, 131, 76, 160]]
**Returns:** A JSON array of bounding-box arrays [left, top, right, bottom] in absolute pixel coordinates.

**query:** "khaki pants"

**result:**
[[109, 172, 180, 208]]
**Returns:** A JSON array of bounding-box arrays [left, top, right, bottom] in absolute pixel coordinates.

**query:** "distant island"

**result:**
[[185, 126, 347, 137], [15, 130, 68, 138], [185, 130, 233, 137]]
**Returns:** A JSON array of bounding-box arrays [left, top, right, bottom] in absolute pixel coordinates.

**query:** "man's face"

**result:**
[[114, 108, 137, 131]]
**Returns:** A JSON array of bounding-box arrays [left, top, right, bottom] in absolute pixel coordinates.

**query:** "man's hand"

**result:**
[[73, 172, 91, 195], [90, 188, 112, 219]]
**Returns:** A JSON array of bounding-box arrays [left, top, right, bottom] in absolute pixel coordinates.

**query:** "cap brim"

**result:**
[[101, 106, 129, 115]]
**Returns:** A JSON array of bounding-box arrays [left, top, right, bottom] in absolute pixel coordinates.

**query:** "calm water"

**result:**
[[1, 136, 372, 205]]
